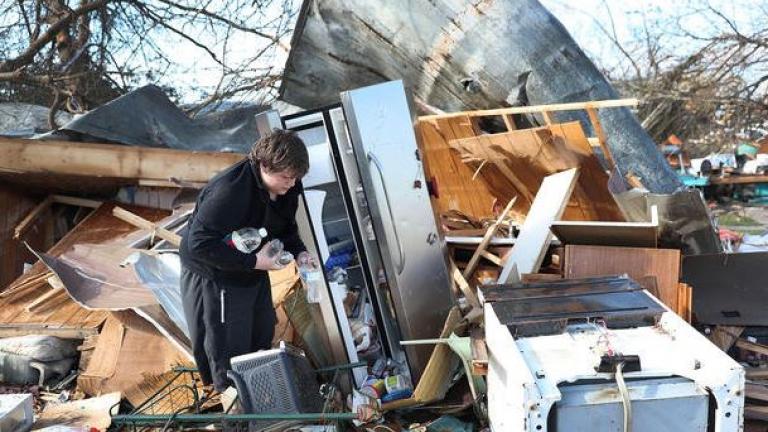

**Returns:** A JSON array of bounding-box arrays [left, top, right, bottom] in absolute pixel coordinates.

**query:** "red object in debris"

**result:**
[[719, 228, 742, 243]]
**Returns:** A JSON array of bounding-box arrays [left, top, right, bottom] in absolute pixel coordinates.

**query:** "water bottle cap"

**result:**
[[258, 227, 267, 237]]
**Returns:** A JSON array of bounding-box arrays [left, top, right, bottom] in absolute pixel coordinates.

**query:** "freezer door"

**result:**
[[340, 80, 454, 380]]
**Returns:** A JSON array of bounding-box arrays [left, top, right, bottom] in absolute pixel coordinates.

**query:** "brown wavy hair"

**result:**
[[249, 129, 309, 177]]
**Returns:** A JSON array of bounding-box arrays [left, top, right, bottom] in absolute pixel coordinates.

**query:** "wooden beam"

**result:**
[[745, 367, 768, 380], [736, 338, 768, 357], [470, 327, 488, 376], [112, 207, 182, 246], [0, 271, 54, 298], [480, 251, 502, 266], [0, 324, 97, 339], [498, 168, 579, 283], [13, 196, 54, 239], [0, 137, 243, 183], [419, 98, 638, 121], [540, 110, 554, 125], [51, 195, 102, 208], [586, 107, 615, 169], [462, 197, 517, 279], [502, 114, 516, 131], [450, 259, 481, 309]]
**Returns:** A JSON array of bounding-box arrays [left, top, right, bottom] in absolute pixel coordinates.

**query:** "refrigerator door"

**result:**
[[340, 80, 454, 380], [327, 107, 407, 368]]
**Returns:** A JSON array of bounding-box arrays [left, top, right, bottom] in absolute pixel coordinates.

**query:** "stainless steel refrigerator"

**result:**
[[260, 80, 454, 384]]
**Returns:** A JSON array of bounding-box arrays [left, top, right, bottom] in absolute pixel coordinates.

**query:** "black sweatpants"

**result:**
[[180, 266, 276, 391]]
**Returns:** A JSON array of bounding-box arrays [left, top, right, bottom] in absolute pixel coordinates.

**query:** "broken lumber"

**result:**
[[25, 276, 66, 312], [470, 327, 488, 376], [0, 324, 97, 339], [736, 339, 768, 357], [51, 195, 102, 208], [13, 196, 54, 240], [419, 99, 639, 121], [112, 206, 182, 246], [450, 260, 481, 309], [462, 197, 516, 279], [0, 137, 242, 184], [498, 168, 579, 283]]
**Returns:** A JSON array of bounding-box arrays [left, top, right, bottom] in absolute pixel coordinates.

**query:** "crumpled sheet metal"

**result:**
[[35, 245, 158, 310], [132, 252, 189, 338], [607, 169, 722, 255], [35, 85, 266, 153], [33, 246, 191, 354]]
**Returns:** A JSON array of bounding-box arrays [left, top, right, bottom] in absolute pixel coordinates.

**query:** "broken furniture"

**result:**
[[483, 276, 743, 431]]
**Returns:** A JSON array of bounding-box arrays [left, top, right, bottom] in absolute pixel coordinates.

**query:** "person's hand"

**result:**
[[254, 246, 286, 271], [297, 251, 318, 269]]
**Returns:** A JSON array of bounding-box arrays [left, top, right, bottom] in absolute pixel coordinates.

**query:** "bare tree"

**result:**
[[549, 0, 768, 155], [0, 0, 298, 127]]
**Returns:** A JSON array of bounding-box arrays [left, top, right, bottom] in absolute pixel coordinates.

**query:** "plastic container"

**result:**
[[225, 228, 267, 253], [298, 254, 323, 303]]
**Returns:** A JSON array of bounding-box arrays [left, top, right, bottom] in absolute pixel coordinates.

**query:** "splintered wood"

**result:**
[[416, 116, 623, 225], [0, 203, 170, 336]]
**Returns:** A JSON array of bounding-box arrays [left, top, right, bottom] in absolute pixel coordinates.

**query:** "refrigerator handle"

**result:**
[[367, 152, 406, 274]]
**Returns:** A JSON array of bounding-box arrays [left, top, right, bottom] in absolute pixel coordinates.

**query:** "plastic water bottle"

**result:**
[[298, 253, 323, 303], [263, 239, 295, 267], [225, 227, 267, 253]]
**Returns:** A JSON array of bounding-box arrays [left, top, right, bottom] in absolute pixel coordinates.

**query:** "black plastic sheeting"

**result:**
[[38, 85, 267, 153]]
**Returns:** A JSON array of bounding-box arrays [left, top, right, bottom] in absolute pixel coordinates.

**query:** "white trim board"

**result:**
[[550, 205, 659, 248], [497, 168, 579, 283]]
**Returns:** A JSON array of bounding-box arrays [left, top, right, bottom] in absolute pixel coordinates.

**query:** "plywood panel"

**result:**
[[0, 203, 169, 330], [449, 122, 624, 222], [564, 245, 681, 312], [0, 184, 43, 290], [416, 117, 496, 222]]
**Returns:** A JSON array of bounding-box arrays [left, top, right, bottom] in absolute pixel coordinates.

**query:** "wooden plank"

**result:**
[[450, 260, 481, 309], [564, 245, 682, 312], [480, 251, 502, 266], [745, 405, 768, 422], [419, 98, 639, 121], [415, 118, 496, 221], [709, 175, 768, 185], [0, 323, 98, 339], [0, 137, 242, 183], [448, 122, 623, 222], [586, 107, 615, 168], [13, 196, 53, 239], [540, 110, 554, 125], [51, 195, 102, 208], [709, 326, 745, 351], [551, 205, 658, 248], [25, 278, 65, 312], [470, 327, 488, 376], [382, 307, 462, 410], [112, 207, 182, 246], [0, 203, 168, 328], [498, 168, 579, 283], [736, 339, 768, 357], [462, 197, 516, 279], [746, 383, 768, 403], [746, 367, 768, 380]]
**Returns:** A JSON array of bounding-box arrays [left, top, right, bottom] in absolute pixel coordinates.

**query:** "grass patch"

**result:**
[[718, 212, 760, 226]]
